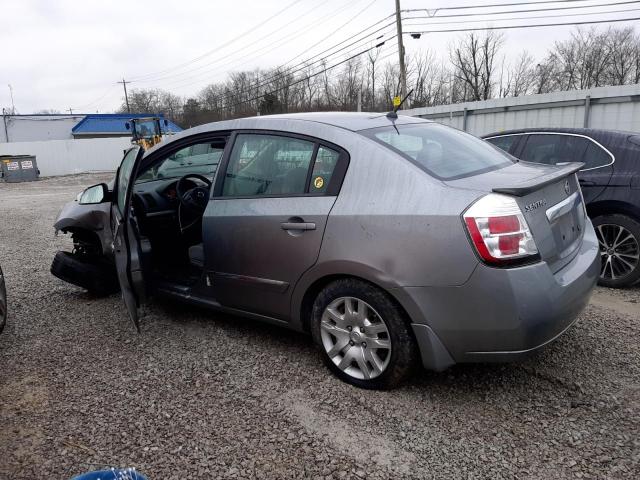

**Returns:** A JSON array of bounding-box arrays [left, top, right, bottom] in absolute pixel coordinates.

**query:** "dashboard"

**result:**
[[132, 177, 198, 218]]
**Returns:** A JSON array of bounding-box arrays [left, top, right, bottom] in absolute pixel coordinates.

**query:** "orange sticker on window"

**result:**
[[314, 176, 324, 189]]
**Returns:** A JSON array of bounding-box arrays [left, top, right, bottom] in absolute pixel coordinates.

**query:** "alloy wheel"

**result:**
[[595, 223, 640, 281], [320, 296, 391, 380]]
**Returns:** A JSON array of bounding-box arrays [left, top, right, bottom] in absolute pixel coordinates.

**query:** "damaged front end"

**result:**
[[51, 196, 119, 296]]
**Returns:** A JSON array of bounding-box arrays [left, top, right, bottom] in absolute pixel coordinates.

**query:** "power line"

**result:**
[[405, 14, 640, 34], [403, 5, 640, 28], [403, 0, 608, 13], [133, 0, 335, 85], [206, 35, 393, 112], [222, 39, 394, 112], [141, 0, 380, 90], [161, 16, 396, 95], [402, 0, 640, 20], [222, 13, 639, 113], [128, 0, 305, 82]]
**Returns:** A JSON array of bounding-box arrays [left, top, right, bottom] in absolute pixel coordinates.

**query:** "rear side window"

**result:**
[[582, 142, 612, 169], [310, 146, 339, 193], [486, 135, 518, 153], [223, 134, 315, 196], [362, 123, 512, 180]]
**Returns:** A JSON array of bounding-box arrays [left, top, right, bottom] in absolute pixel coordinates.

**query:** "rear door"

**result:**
[[111, 146, 146, 332], [203, 132, 348, 320], [520, 133, 613, 203]]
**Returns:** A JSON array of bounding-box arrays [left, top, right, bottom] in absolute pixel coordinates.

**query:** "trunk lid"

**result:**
[[448, 161, 587, 272]]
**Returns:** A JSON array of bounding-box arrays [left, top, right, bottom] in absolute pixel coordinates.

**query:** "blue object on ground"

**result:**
[[71, 468, 148, 480]]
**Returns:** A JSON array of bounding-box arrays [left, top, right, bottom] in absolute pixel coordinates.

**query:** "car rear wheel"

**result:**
[[593, 214, 640, 288], [0, 265, 6, 333], [311, 279, 418, 389]]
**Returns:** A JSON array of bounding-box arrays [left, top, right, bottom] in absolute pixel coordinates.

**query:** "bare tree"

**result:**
[[450, 31, 504, 101]]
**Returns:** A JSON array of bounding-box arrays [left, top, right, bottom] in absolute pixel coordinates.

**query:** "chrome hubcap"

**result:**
[[595, 224, 640, 281], [320, 297, 391, 380]]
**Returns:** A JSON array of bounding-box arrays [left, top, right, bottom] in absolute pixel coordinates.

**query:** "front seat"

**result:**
[[189, 243, 204, 268]]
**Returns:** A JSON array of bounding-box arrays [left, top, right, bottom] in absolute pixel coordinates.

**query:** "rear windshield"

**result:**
[[362, 123, 513, 180]]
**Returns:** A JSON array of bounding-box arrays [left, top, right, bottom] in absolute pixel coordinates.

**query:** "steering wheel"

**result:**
[[175, 174, 212, 215]]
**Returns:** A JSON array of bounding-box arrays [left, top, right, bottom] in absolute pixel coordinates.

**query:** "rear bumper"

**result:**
[[395, 218, 600, 369]]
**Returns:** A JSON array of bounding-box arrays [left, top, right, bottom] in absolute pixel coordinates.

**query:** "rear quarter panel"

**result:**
[[299, 137, 482, 291]]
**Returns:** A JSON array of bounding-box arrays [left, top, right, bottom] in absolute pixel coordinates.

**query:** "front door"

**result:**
[[203, 132, 346, 320], [111, 146, 146, 332]]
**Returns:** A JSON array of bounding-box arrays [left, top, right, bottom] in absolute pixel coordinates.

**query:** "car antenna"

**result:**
[[386, 89, 414, 119]]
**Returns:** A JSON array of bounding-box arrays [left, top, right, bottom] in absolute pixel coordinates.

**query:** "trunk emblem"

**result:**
[[524, 199, 546, 212], [564, 180, 571, 195]]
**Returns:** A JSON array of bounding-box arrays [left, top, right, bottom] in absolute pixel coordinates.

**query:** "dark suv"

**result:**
[[484, 128, 640, 288]]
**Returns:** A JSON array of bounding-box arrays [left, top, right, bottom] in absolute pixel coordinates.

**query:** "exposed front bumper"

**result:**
[[395, 218, 600, 369]]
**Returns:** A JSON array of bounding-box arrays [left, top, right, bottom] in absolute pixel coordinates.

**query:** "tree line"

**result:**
[[118, 25, 640, 128]]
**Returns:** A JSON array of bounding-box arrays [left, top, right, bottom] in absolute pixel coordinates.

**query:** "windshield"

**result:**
[[362, 123, 513, 180], [136, 142, 225, 183]]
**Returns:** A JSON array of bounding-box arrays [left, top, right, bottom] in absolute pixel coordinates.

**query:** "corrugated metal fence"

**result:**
[[400, 84, 640, 136], [0, 137, 131, 177]]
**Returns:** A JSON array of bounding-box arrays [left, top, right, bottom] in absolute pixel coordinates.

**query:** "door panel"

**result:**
[[203, 196, 336, 319], [111, 146, 146, 332]]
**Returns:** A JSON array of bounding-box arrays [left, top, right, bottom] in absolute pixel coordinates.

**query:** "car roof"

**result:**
[[261, 112, 431, 131], [145, 112, 432, 157], [482, 127, 635, 140]]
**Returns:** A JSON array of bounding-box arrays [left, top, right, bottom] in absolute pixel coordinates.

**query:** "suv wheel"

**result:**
[[593, 214, 640, 288], [311, 279, 418, 389]]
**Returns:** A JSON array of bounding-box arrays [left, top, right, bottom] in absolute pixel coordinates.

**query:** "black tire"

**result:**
[[51, 251, 120, 296], [592, 214, 640, 288], [310, 278, 418, 390], [0, 265, 6, 334]]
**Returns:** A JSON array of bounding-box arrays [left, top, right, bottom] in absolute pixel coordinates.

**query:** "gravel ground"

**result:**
[[0, 174, 639, 479]]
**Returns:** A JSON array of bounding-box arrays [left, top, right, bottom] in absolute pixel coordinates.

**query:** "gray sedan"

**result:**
[[52, 113, 599, 389]]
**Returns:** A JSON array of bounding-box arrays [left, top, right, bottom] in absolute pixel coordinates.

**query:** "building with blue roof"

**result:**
[[72, 113, 182, 139], [1, 113, 182, 143]]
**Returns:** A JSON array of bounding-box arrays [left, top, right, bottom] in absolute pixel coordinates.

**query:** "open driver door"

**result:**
[[111, 146, 146, 332]]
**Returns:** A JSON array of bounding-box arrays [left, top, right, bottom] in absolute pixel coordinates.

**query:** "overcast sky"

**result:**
[[0, 0, 637, 114]]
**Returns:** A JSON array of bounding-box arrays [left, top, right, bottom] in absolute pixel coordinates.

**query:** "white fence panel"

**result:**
[[400, 84, 640, 137], [0, 137, 131, 177]]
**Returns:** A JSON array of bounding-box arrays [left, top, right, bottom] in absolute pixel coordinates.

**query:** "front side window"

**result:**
[[116, 148, 139, 214], [362, 123, 512, 180], [136, 139, 226, 183], [223, 134, 315, 196], [486, 135, 518, 153]]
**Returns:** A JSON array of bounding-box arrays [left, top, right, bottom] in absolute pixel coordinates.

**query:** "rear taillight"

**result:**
[[463, 193, 538, 265]]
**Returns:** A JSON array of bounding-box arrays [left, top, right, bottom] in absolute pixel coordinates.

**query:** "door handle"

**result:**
[[281, 222, 316, 231], [578, 179, 595, 186]]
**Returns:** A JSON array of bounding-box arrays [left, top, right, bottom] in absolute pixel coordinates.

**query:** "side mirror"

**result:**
[[164, 119, 169, 126], [125, 122, 131, 130], [79, 183, 109, 205]]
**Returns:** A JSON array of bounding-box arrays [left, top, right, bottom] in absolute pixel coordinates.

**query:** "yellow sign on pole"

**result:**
[[392, 96, 401, 107]]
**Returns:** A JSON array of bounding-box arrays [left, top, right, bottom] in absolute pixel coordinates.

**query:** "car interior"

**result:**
[[131, 136, 228, 285]]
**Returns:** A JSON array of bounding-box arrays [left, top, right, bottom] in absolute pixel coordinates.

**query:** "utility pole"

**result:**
[[117, 78, 131, 113], [7, 84, 15, 113], [395, 0, 407, 102], [68, 108, 73, 114]]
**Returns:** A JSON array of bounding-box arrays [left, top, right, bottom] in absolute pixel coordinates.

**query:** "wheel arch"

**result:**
[[291, 263, 416, 335], [586, 200, 640, 223]]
